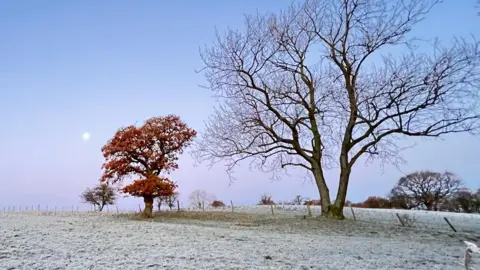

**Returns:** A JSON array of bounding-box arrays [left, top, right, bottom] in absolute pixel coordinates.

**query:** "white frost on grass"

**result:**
[[182, 205, 480, 233], [0, 211, 474, 270]]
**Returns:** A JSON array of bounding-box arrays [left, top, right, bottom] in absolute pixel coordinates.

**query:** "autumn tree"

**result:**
[[100, 115, 196, 218], [390, 171, 462, 211], [192, 0, 480, 219], [188, 189, 215, 209], [80, 183, 116, 211]]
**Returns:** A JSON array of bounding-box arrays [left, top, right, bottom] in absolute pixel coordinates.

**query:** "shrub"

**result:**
[[210, 200, 226, 208], [304, 200, 321, 206], [352, 196, 392, 209], [258, 194, 275, 205]]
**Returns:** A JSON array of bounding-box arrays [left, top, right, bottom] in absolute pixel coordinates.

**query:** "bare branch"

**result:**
[[192, 0, 480, 218]]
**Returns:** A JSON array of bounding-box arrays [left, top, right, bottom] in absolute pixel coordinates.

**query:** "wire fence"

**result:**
[[1, 202, 479, 233]]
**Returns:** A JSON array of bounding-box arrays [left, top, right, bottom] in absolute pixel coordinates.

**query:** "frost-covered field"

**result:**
[[183, 205, 480, 233], [0, 208, 479, 270]]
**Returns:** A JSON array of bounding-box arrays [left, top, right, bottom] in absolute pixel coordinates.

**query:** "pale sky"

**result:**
[[0, 0, 479, 211]]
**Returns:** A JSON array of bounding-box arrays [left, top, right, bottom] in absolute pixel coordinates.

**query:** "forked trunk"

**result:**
[[331, 169, 351, 220], [311, 164, 332, 216], [142, 196, 154, 218]]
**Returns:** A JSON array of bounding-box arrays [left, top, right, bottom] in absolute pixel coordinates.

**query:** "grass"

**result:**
[[123, 210, 274, 225]]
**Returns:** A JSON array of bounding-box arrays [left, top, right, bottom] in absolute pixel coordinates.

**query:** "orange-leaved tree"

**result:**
[[122, 176, 177, 216], [100, 115, 196, 217]]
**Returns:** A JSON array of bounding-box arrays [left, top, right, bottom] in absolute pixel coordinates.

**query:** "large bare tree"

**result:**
[[192, 0, 480, 219], [390, 171, 462, 211]]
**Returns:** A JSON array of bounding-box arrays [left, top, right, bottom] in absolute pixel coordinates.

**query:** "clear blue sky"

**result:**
[[0, 1, 479, 211]]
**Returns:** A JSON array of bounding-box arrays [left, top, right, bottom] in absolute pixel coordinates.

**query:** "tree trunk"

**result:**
[[157, 199, 162, 212], [311, 163, 331, 216], [331, 167, 352, 220], [425, 201, 433, 211], [142, 196, 154, 218], [98, 204, 104, 212]]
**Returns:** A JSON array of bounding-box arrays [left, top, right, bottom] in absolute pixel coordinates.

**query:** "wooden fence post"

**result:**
[[307, 204, 312, 217], [444, 217, 457, 232], [230, 200, 234, 213], [270, 204, 275, 216], [350, 206, 356, 221], [396, 213, 405, 227], [177, 201, 180, 212]]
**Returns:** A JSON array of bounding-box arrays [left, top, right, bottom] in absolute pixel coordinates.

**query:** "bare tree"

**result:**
[[192, 0, 480, 219], [164, 192, 179, 210], [389, 193, 417, 209], [80, 184, 116, 211], [442, 189, 480, 213], [188, 189, 215, 209], [390, 171, 462, 211], [292, 195, 305, 205], [157, 192, 179, 211]]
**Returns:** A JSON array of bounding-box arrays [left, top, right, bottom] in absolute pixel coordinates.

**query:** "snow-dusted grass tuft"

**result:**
[[464, 241, 480, 270], [182, 205, 480, 233]]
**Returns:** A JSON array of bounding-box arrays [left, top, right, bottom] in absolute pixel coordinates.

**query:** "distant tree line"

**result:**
[[264, 170, 479, 214], [352, 171, 480, 213]]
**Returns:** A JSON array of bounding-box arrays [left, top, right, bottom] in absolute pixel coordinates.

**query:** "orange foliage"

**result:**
[[122, 175, 177, 198], [304, 200, 321, 206], [100, 115, 197, 184], [210, 200, 226, 207], [351, 196, 392, 209]]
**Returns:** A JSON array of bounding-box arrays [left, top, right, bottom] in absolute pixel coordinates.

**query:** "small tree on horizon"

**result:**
[[157, 192, 179, 211], [292, 195, 305, 205], [100, 115, 196, 218], [188, 189, 216, 209], [80, 183, 116, 211]]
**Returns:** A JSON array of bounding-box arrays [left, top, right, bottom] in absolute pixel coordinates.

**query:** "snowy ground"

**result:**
[[184, 205, 480, 233], [0, 208, 479, 270]]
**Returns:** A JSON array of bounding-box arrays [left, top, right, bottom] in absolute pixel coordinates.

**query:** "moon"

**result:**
[[82, 132, 91, 141]]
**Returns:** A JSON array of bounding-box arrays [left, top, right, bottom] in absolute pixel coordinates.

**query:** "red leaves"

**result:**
[[122, 175, 177, 198], [100, 115, 197, 184], [100, 115, 195, 199]]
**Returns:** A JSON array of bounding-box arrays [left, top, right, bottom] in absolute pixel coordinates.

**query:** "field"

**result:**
[[1, 206, 479, 270]]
